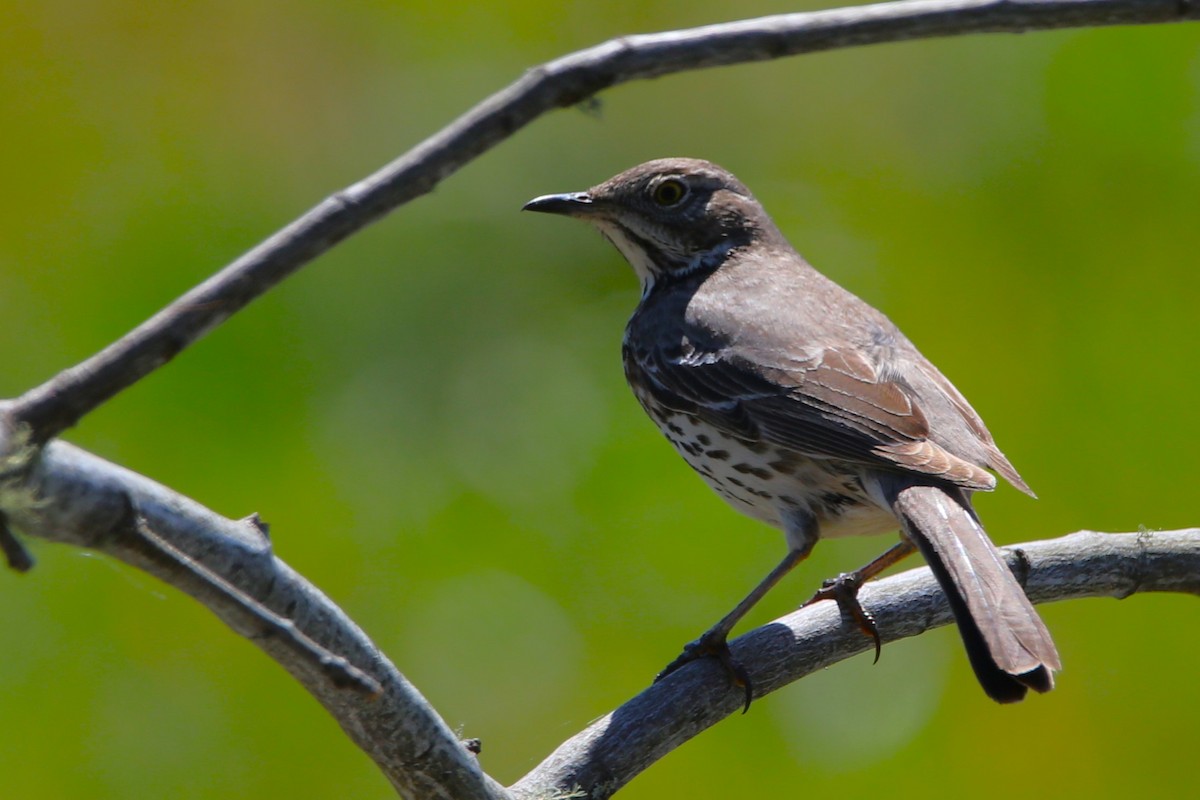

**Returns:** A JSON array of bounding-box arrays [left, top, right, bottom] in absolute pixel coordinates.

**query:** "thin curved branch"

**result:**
[[510, 528, 1200, 800], [9, 0, 1199, 443]]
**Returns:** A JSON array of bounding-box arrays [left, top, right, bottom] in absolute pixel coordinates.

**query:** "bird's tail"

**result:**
[[875, 478, 1060, 702]]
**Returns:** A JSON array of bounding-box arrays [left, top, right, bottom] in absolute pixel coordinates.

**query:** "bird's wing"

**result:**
[[630, 337, 998, 491], [905, 358, 1033, 496]]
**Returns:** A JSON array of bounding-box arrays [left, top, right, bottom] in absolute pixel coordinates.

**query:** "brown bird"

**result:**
[[524, 158, 1059, 707]]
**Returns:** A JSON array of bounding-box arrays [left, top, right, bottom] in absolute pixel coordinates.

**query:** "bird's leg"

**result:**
[[803, 539, 916, 662], [656, 545, 810, 712]]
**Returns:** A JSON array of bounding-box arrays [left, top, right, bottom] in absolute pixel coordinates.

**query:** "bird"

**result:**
[[523, 157, 1060, 708]]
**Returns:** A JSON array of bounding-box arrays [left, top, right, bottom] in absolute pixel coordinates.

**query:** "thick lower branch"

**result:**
[[6, 428, 1194, 799]]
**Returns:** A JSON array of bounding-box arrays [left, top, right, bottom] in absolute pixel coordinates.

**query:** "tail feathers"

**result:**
[[884, 482, 1060, 703]]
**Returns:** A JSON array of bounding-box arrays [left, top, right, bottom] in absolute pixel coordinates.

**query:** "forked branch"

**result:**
[[1, 1, 1198, 798]]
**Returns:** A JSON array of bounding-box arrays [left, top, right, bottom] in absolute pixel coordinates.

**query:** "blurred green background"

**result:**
[[1, 1, 1197, 797]]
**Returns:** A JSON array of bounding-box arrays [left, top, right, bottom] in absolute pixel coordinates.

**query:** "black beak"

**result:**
[[522, 191, 593, 216]]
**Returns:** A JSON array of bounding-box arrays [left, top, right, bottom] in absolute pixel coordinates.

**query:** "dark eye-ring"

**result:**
[[651, 178, 688, 207]]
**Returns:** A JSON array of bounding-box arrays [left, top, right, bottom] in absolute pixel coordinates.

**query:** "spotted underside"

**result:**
[[627, 376, 897, 542]]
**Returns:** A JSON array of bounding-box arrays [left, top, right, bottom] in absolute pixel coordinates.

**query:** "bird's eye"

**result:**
[[651, 178, 688, 207]]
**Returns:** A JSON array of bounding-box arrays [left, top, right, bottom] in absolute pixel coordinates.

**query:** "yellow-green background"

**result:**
[[1, 2, 1197, 797]]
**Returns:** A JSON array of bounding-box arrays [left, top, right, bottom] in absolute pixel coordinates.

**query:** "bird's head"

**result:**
[[524, 158, 779, 294]]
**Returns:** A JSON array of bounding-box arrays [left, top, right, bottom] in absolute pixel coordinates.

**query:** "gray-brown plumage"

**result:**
[[524, 158, 1059, 704]]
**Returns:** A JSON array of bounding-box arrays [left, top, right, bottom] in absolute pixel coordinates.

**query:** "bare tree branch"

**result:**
[[4, 432, 1194, 800], [9, 0, 1199, 444], [2, 1, 1198, 798], [510, 529, 1200, 800]]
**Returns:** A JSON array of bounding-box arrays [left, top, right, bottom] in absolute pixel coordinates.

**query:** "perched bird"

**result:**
[[523, 158, 1059, 707]]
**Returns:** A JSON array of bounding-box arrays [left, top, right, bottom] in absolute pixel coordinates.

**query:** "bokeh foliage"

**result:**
[[0, 2, 1197, 798]]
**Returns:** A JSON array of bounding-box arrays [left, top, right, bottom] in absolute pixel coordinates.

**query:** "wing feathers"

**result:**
[[628, 338, 1005, 491]]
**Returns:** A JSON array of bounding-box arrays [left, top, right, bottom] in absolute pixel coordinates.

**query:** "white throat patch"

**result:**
[[594, 222, 737, 299], [594, 221, 658, 296]]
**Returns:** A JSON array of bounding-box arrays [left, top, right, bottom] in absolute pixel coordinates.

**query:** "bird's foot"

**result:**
[[655, 629, 754, 713], [803, 572, 882, 663]]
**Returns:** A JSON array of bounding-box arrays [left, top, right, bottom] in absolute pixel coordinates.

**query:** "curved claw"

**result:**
[[656, 633, 755, 713], [804, 572, 882, 663], [718, 648, 754, 714]]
